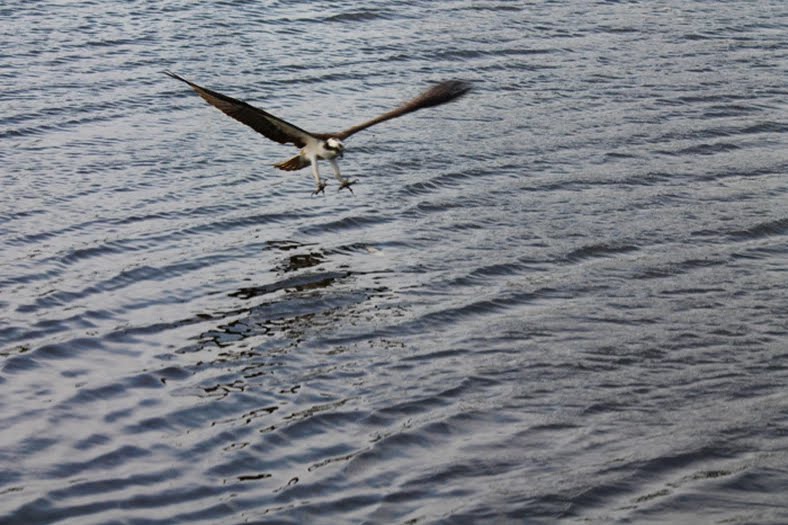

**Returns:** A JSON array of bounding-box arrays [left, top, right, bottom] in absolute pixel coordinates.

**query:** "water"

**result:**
[[2, 1, 787, 523]]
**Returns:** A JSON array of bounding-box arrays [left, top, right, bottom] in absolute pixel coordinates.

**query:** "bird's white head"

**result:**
[[325, 137, 345, 158]]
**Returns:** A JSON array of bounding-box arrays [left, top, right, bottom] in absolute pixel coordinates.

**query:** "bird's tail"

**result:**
[[274, 155, 310, 171]]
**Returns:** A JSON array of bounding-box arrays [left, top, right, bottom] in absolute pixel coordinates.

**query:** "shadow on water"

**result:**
[[170, 239, 393, 404]]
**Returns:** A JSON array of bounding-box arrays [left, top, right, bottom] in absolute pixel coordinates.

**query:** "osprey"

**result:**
[[165, 71, 471, 195]]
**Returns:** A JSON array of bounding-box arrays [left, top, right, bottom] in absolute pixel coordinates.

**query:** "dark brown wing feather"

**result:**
[[319, 80, 472, 140], [165, 71, 315, 148]]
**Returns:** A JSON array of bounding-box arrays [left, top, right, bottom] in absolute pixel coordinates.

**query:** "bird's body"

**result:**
[[273, 136, 348, 194], [165, 71, 470, 194]]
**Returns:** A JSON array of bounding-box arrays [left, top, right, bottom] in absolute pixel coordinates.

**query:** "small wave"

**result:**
[[323, 9, 399, 23], [729, 217, 788, 241], [397, 169, 482, 197], [229, 271, 349, 300], [564, 242, 639, 263], [298, 214, 392, 236]]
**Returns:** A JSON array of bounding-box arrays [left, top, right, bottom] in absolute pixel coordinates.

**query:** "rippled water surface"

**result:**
[[2, 1, 788, 523]]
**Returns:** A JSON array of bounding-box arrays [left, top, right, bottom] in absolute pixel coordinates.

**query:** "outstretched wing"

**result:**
[[165, 71, 316, 149], [321, 80, 472, 141]]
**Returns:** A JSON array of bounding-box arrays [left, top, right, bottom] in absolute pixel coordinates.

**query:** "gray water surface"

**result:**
[[2, 1, 787, 523]]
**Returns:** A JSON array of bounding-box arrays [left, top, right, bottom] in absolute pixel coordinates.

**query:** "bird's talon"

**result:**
[[338, 179, 357, 193], [312, 182, 327, 196]]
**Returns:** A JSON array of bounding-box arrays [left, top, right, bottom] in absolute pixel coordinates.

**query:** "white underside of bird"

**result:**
[[274, 137, 353, 195]]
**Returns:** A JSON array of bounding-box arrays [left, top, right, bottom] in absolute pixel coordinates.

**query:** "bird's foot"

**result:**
[[337, 178, 357, 194], [312, 181, 327, 196]]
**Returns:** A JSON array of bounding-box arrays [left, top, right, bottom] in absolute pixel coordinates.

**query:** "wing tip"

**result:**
[[163, 70, 190, 84], [434, 79, 473, 100], [413, 79, 473, 109]]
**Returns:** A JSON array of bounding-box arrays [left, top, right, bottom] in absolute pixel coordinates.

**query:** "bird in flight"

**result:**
[[165, 72, 471, 195]]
